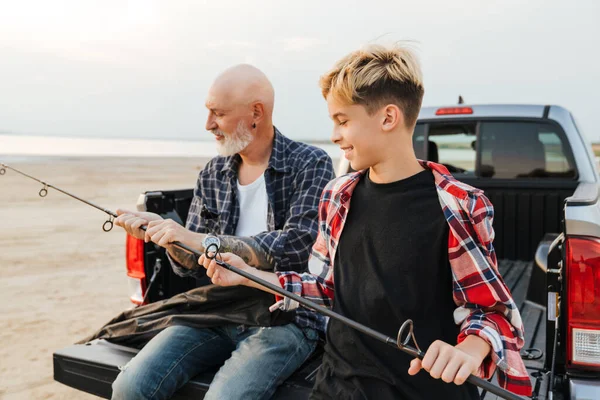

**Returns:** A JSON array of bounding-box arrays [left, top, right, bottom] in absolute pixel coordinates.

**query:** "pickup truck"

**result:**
[[53, 104, 600, 400]]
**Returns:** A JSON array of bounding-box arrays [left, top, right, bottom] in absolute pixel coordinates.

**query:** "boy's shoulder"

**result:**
[[322, 171, 363, 199], [424, 161, 487, 205]]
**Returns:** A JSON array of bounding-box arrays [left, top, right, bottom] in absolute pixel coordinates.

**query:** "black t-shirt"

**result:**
[[311, 169, 479, 400]]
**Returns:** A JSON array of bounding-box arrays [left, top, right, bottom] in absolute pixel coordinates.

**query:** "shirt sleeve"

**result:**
[[167, 251, 197, 278], [167, 172, 209, 279], [253, 152, 335, 273], [451, 193, 532, 396], [274, 182, 336, 311]]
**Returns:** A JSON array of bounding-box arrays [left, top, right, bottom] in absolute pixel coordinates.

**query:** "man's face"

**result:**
[[205, 90, 254, 157], [327, 95, 384, 171]]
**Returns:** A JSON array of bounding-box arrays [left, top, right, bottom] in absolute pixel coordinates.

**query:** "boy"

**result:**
[[199, 45, 532, 399]]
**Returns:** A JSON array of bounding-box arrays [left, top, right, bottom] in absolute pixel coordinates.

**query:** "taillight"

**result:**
[[126, 235, 146, 305], [566, 236, 600, 368], [435, 107, 473, 115]]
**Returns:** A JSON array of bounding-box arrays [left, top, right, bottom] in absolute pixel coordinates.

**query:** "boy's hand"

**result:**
[[198, 252, 250, 287], [408, 337, 489, 385]]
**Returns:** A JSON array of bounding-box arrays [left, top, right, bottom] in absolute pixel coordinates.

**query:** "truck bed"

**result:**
[[53, 260, 548, 399], [486, 260, 549, 400]]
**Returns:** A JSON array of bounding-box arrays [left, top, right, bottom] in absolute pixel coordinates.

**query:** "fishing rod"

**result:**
[[0, 161, 213, 257], [0, 162, 525, 400], [1, 162, 118, 232], [204, 246, 525, 400]]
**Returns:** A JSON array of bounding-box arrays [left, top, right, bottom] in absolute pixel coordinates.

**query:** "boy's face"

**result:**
[[327, 95, 385, 171]]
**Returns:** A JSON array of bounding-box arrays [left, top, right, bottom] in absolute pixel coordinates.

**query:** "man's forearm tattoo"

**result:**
[[168, 246, 199, 270], [219, 236, 275, 270], [167, 232, 274, 271]]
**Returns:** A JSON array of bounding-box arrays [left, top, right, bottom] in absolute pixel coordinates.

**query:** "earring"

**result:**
[[252, 123, 256, 129]]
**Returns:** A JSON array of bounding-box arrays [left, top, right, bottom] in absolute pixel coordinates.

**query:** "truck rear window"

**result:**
[[415, 120, 576, 179]]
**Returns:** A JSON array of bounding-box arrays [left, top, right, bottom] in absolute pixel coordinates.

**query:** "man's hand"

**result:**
[[408, 336, 490, 385], [198, 252, 250, 287], [115, 209, 163, 240], [144, 219, 199, 248]]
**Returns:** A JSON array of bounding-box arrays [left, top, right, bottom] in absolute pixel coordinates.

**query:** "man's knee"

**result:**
[[111, 364, 153, 400]]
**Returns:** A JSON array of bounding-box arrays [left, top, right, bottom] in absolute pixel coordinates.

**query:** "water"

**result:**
[[4, 135, 589, 172], [0, 134, 341, 160]]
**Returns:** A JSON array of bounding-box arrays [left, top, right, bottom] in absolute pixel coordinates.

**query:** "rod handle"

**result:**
[[466, 375, 523, 400], [398, 343, 524, 400]]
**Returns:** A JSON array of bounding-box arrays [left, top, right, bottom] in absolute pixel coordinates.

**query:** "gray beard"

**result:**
[[214, 121, 254, 156]]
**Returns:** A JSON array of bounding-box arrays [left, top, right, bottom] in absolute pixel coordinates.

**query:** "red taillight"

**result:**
[[435, 107, 473, 115], [126, 235, 146, 305], [566, 236, 600, 368]]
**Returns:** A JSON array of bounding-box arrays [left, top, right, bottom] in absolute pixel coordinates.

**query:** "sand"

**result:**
[[0, 157, 208, 399]]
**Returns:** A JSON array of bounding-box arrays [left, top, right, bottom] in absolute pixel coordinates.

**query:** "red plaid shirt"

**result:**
[[275, 160, 532, 396]]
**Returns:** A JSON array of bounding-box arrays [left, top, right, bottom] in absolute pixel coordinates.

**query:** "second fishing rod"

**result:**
[[0, 162, 524, 400]]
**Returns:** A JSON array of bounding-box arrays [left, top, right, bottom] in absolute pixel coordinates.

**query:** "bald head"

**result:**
[[208, 64, 274, 116], [204, 65, 276, 156]]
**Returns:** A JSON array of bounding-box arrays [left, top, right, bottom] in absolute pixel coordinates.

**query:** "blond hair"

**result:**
[[319, 44, 424, 126]]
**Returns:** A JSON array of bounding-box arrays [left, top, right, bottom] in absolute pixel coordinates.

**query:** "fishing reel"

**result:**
[[0, 167, 5, 175]]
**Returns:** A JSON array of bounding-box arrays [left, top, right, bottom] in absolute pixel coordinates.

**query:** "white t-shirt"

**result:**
[[234, 174, 269, 237]]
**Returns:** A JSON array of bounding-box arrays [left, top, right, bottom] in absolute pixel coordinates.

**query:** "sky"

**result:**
[[0, 0, 599, 142]]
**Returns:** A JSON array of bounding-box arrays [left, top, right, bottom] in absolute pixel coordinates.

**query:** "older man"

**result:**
[[112, 64, 335, 399]]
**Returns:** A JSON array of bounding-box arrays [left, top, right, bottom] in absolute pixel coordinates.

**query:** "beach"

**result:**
[[0, 157, 209, 399]]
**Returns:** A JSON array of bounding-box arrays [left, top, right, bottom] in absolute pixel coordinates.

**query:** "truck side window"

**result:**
[[479, 121, 576, 179]]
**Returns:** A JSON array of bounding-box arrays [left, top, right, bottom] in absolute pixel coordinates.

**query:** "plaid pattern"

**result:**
[[275, 160, 532, 396], [169, 127, 335, 278]]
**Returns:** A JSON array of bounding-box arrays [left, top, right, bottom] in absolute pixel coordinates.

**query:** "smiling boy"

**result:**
[[199, 44, 532, 399]]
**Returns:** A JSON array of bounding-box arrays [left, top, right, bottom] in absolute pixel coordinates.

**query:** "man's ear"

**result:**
[[252, 102, 265, 125], [381, 104, 404, 132]]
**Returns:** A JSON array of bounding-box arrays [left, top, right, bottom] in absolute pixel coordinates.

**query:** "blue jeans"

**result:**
[[111, 323, 318, 400]]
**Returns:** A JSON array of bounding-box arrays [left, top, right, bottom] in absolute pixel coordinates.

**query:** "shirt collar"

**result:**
[[336, 159, 476, 205], [418, 159, 479, 200], [223, 127, 288, 177], [266, 127, 289, 173]]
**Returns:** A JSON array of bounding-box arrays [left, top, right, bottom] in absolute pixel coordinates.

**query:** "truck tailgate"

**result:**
[[54, 338, 319, 399]]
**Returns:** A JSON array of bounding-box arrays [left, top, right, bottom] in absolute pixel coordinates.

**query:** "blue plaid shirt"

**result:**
[[169, 128, 335, 327]]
